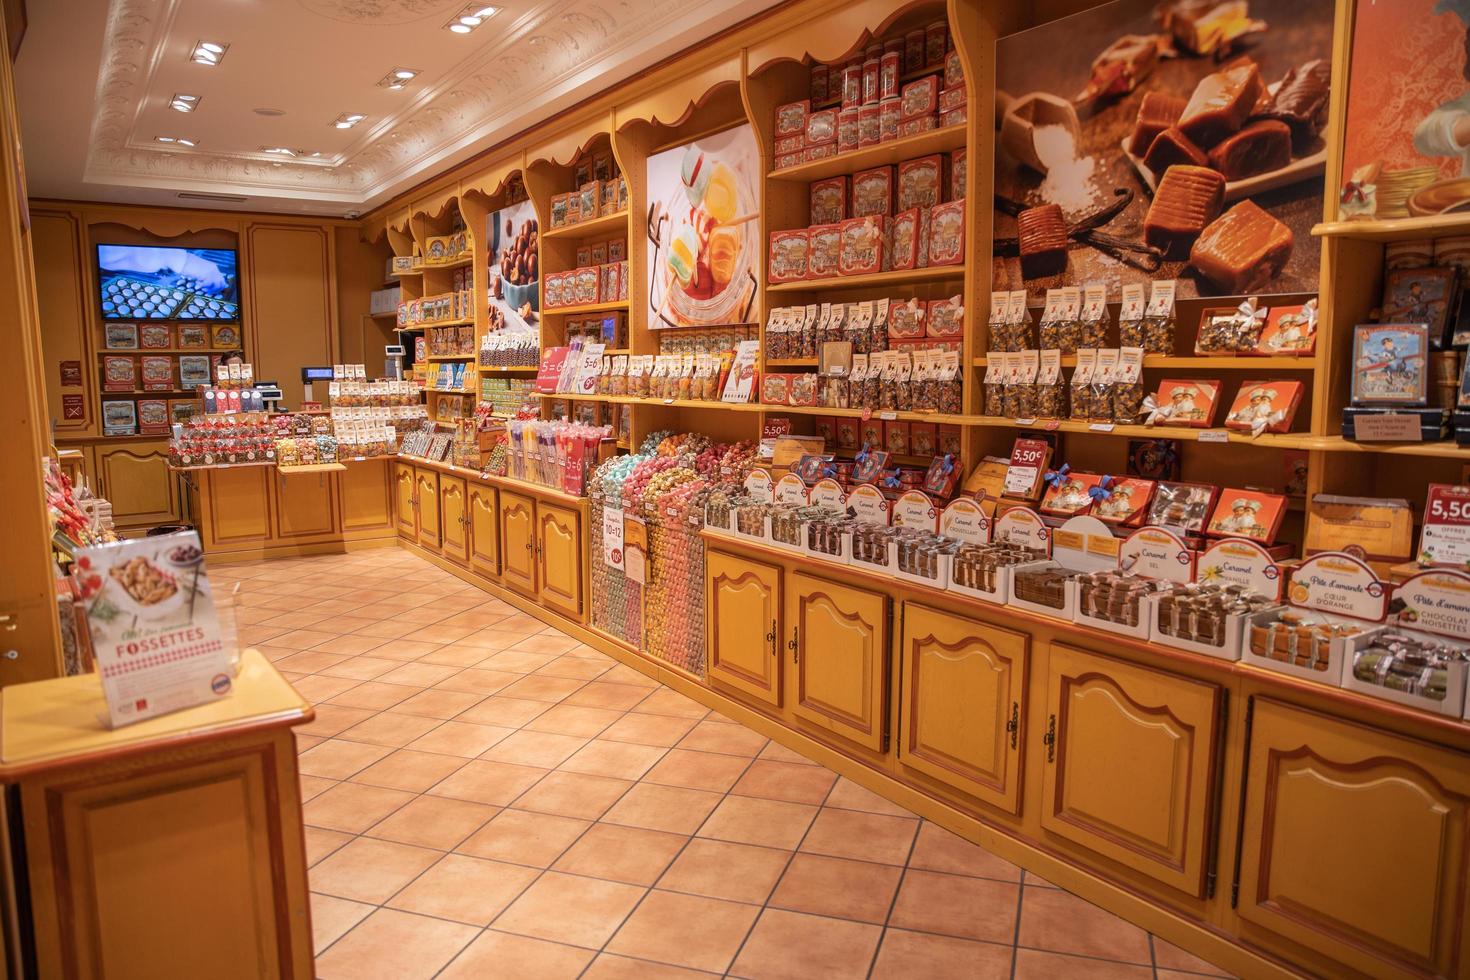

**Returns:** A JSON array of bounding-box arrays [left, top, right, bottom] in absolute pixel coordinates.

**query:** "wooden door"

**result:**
[[1236, 698, 1470, 980], [705, 551, 782, 707], [393, 463, 416, 537], [468, 482, 499, 577], [95, 441, 177, 529], [787, 572, 889, 752], [499, 491, 537, 596], [415, 468, 441, 550], [439, 476, 469, 564], [339, 460, 393, 537], [898, 603, 1028, 815], [537, 501, 583, 619], [1041, 645, 1221, 897]]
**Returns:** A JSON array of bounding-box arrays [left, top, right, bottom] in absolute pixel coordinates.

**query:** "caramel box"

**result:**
[[810, 176, 849, 225], [890, 208, 923, 271], [807, 224, 842, 280], [900, 74, 940, 120], [838, 216, 889, 276], [926, 295, 964, 338], [927, 199, 965, 267], [898, 154, 946, 211], [775, 99, 809, 138], [769, 229, 811, 283], [851, 166, 894, 218]]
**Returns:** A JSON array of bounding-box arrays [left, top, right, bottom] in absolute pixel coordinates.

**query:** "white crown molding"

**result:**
[[81, 0, 753, 208]]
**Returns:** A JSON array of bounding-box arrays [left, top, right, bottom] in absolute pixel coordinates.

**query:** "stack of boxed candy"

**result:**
[[548, 154, 627, 228], [478, 377, 534, 417], [398, 286, 473, 327], [427, 322, 475, 356], [566, 310, 626, 350], [422, 228, 473, 265], [398, 422, 453, 463], [328, 370, 427, 438], [168, 413, 275, 467], [814, 415, 963, 458], [774, 20, 960, 169], [768, 156, 965, 283], [544, 260, 630, 309]]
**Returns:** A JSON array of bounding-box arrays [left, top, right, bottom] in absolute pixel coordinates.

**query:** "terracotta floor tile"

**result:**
[[511, 633, 582, 656], [386, 853, 540, 925], [564, 682, 651, 711], [558, 739, 666, 780], [457, 696, 552, 728], [607, 889, 758, 973], [871, 929, 1014, 980], [481, 729, 590, 768], [314, 908, 478, 980], [676, 719, 768, 757], [642, 748, 751, 793], [298, 739, 394, 780], [1024, 869, 1060, 889], [458, 629, 538, 652], [388, 688, 485, 720], [310, 634, 387, 656], [800, 808, 918, 865], [909, 821, 1022, 882], [493, 871, 646, 949], [309, 892, 373, 954], [440, 610, 514, 630], [294, 735, 325, 755], [317, 655, 401, 681], [429, 760, 549, 806], [1013, 949, 1154, 979], [512, 771, 633, 820], [1152, 937, 1232, 977], [304, 827, 354, 867], [732, 760, 838, 806], [598, 711, 698, 748], [656, 837, 789, 905], [260, 610, 332, 630], [630, 688, 709, 719], [553, 823, 688, 886], [304, 781, 415, 833], [598, 663, 660, 688], [534, 655, 613, 680], [824, 776, 915, 817], [494, 614, 546, 633], [457, 808, 591, 867], [524, 703, 625, 738], [298, 774, 336, 802], [273, 650, 349, 674], [603, 783, 723, 835], [769, 853, 902, 924], [238, 625, 289, 647], [498, 673, 587, 702], [731, 908, 881, 980], [366, 796, 498, 850], [889, 869, 1020, 945], [375, 661, 461, 687], [584, 954, 713, 978], [337, 711, 443, 748], [407, 720, 516, 758], [418, 643, 500, 667], [408, 624, 479, 645], [327, 681, 420, 711], [351, 749, 467, 793], [308, 836, 441, 903], [439, 930, 594, 980], [351, 620, 423, 641], [698, 796, 816, 850], [1018, 885, 1152, 965], [288, 675, 362, 704], [267, 629, 342, 653]]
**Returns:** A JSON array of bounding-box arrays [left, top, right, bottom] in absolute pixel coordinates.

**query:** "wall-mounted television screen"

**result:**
[[97, 244, 241, 321]]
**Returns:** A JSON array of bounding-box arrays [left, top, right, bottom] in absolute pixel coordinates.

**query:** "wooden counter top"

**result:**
[[0, 649, 312, 779]]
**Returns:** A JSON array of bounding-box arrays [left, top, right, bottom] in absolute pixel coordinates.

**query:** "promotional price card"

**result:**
[[1419, 484, 1470, 568], [1198, 539, 1283, 601], [1004, 438, 1051, 499], [77, 531, 233, 728], [603, 507, 624, 570], [1394, 569, 1470, 639]]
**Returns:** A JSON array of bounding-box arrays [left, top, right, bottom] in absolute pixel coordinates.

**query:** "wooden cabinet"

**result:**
[[787, 573, 889, 753], [1040, 645, 1221, 897], [339, 459, 394, 537], [274, 471, 338, 540], [1235, 699, 1470, 980], [468, 482, 499, 577], [500, 490, 538, 596], [538, 501, 583, 619], [95, 440, 177, 529], [706, 552, 783, 707], [897, 604, 1028, 815], [439, 475, 469, 564], [393, 462, 416, 537], [199, 467, 272, 547], [415, 468, 441, 551]]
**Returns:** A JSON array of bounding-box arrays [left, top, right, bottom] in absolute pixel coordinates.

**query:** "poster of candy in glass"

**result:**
[[1339, 0, 1470, 221], [645, 124, 759, 328]]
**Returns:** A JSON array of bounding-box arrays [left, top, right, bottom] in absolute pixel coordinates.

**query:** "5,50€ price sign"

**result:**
[[1420, 485, 1470, 568]]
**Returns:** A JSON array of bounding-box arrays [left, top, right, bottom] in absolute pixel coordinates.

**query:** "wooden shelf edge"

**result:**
[[767, 266, 964, 293], [1313, 214, 1470, 242], [542, 210, 631, 239], [767, 125, 967, 182]]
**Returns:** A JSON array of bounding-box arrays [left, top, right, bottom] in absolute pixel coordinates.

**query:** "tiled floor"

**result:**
[[217, 549, 1235, 980]]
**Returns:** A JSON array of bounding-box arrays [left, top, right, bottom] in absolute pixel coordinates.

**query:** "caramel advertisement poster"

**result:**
[[1339, 0, 1470, 221], [645, 124, 759, 328], [991, 0, 1333, 299], [486, 197, 540, 334]]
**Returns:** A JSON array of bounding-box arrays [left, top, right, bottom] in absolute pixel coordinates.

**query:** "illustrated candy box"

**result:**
[[1241, 553, 1388, 685], [1224, 380, 1303, 434]]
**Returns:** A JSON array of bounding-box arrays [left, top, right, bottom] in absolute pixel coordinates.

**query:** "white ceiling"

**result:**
[[16, 0, 781, 216]]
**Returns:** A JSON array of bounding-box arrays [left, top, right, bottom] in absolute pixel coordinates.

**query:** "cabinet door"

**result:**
[[439, 476, 469, 564], [415, 469, 441, 550], [393, 463, 417, 537], [500, 492, 538, 596], [1041, 645, 1221, 897], [1236, 699, 1470, 980], [706, 551, 782, 707], [898, 603, 1027, 815], [787, 573, 889, 752], [340, 460, 393, 536], [95, 441, 176, 529], [468, 483, 499, 577], [538, 502, 583, 619]]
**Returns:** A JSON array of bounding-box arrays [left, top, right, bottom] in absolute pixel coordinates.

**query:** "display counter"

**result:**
[[0, 650, 315, 978]]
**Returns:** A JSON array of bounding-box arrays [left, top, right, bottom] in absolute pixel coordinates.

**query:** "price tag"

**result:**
[[1198, 430, 1229, 443], [1354, 413, 1422, 441], [878, 411, 897, 421], [1004, 438, 1049, 498], [1089, 423, 1115, 432], [1015, 417, 1037, 426], [602, 506, 624, 570], [623, 516, 647, 585], [1419, 484, 1470, 567]]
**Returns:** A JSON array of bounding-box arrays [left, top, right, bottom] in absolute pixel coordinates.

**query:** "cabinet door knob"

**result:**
[[1006, 702, 1019, 750], [765, 621, 776, 654], [1043, 713, 1057, 763]]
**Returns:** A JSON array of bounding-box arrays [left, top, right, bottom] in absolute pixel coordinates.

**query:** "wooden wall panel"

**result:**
[[244, 224, 337, 408], [334, 225, 391, 367], [29, 210, 91, 434]]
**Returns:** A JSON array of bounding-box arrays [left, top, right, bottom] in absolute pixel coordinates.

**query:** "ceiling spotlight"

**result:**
[[170, 93, 200, 112], [449, 23, 472, 33], [261, 146, 301, 156], [459, 16, 481, 26], [332, 112, 366, 129], [378, 68, 421, 89], [394, 69, 416, 79], [446, 4, 496, 33], [475, 6, 498, 15], [190, 40, 229, 66]]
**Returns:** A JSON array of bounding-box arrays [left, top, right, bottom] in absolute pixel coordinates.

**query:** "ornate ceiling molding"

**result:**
[[81, 0, 746, 206]]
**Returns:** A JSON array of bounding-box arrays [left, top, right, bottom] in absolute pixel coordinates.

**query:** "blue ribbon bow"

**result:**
[[935, 454, 955, 475], [1043, 463, 1071, 490], [882, 473, 903, 489], [1088, 475, 1116, 503]]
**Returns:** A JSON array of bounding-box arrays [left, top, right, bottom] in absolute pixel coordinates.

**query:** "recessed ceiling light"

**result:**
[[449, 23, 472, 33], [190, 40, 229, 66], [394, 69, 416, 79], [170, 93, 200, 112], [332, 112, 366, 130], [156, 136, 197, 147], [446, 4, 497, 33], [378, 68, 421, 89], [260, 146, 302, 156]]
